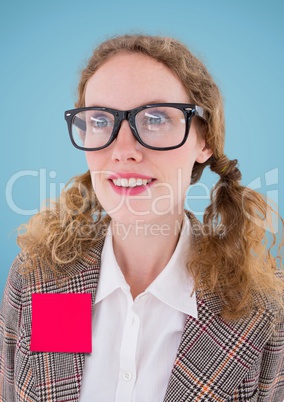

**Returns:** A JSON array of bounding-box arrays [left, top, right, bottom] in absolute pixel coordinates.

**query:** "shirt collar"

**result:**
[[95, 227, 127, 304], [145, 216, 197, 318], [96, 215, 197, 319]]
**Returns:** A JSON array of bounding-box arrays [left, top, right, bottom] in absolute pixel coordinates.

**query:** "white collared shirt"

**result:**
[[79, 217, 197, 402]]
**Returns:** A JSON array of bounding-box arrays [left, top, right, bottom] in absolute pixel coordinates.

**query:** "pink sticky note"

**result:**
[[30, 293, 92, 353]]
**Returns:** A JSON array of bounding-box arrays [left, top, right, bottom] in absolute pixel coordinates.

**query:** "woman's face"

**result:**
[[84, 52, 212, 225]]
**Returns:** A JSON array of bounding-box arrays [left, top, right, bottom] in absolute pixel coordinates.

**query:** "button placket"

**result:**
[[115, 294, 140, 400], [122, 371, 132, 381]]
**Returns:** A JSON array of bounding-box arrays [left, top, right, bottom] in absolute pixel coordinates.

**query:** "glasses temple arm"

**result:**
[[73, 116, 86, 131], [195, 105, 207, 122]]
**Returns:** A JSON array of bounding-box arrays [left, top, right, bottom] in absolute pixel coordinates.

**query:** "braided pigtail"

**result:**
[[189, 155, 283, 319]]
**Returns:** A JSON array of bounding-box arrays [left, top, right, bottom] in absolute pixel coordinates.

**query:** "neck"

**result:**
[[111, 214, 184, 298]]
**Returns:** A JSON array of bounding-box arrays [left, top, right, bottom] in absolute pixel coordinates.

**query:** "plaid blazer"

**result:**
[[1, 217, 284, 401]]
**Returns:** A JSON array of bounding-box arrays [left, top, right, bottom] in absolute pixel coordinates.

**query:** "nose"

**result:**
[[111, 120, 143, 163]]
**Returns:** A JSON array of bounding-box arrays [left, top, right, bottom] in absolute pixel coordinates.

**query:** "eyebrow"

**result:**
[[144, 99, 169, 104], [85, 100, 174, 108]]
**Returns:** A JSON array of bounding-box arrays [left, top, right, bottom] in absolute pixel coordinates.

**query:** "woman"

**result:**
[[1, 34, 283, 402]]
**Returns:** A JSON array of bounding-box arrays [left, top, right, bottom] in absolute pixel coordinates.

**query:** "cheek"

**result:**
[[85, 152, 92, 170], [86, 153, 108, 197], [170, 147, 199, 191], [85, 152, 94, 169], [168, 146, 198, 174], [85, 152, 105, 172]]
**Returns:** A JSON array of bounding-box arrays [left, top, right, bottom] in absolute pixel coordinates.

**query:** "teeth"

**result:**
[[129, 178, 137, 187], [112, 178, 152, 187], [121, 178, 128, 187]]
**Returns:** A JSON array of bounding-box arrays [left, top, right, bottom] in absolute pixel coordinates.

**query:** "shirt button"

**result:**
[[122, 371, 132, 381]]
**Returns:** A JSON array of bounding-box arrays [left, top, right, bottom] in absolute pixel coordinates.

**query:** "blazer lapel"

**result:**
[[164, 289, 275, 401], [27, 239, 104, 402]]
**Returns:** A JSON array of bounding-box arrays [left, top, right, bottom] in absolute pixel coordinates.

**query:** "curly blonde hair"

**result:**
[[18, 34, 283, 319]]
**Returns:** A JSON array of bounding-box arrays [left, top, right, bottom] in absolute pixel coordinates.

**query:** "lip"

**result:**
[[108, 172, 156, 196], [108, 172, 154, 180]]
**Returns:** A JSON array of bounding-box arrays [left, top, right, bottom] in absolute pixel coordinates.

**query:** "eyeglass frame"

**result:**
[[64, 103, 207, 151]]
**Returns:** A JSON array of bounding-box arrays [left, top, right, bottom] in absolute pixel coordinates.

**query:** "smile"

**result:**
[[111, 178, 153, 188]]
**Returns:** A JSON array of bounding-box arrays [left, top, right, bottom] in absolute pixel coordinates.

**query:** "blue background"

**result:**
[[1, 0, 283, 299]]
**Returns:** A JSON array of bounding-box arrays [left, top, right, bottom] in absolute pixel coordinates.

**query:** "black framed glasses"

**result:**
[[64, 103, 207, 151]]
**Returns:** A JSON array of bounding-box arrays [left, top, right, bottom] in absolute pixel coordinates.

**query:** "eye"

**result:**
[[89, 113, 113, 129], [144, 111, 167, 126]]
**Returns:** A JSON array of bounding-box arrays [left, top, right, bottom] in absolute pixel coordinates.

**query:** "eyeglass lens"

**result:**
[[71, 106, 186, 150]]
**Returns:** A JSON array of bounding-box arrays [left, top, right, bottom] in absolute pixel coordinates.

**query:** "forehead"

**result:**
[[84, 52, 189, 108]]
